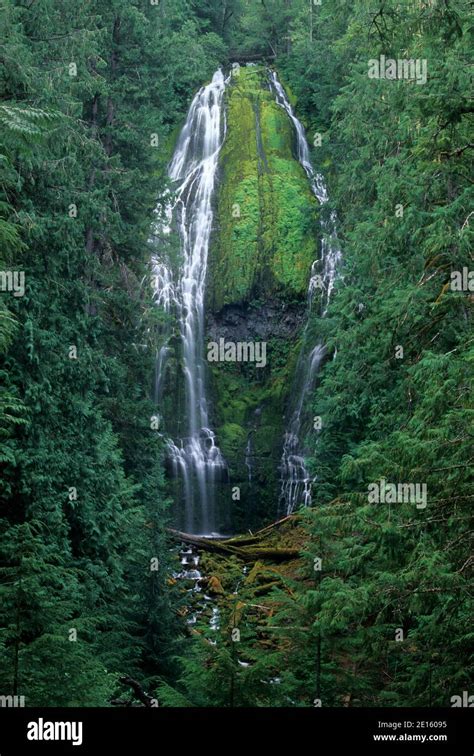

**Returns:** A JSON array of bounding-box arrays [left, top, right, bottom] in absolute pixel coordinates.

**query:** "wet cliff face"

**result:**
[[207, 66, 318, 308], [205, 66, 319, 529]]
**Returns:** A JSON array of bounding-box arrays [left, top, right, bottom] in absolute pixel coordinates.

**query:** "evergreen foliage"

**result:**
[[0, 0, 471, 707]]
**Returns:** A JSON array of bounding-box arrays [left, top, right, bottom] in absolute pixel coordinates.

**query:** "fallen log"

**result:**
[[253, 514, 300, 536], [227, 51, 276, 63], [167, 529, 236, 554], [167, 527, 300, 562], [233, 547, 300, 562], [215, 515, 301, 547]]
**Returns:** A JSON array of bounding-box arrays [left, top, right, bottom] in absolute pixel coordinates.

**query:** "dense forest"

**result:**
[[0, 0, 472, 710]]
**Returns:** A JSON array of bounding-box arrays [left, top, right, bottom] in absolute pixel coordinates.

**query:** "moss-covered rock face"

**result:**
[[205, 67, 320, 528], [208, 66, 319, 309]]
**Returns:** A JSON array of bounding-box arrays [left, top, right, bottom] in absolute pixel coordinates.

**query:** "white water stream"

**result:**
[[270, 72, 342, 515], [153, 70, 228, 534]]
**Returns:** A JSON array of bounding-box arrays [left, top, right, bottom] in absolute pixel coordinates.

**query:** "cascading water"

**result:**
[[244, 432, 254, 484], [270, 71, 342, 515], [152, 70, 228, 535]]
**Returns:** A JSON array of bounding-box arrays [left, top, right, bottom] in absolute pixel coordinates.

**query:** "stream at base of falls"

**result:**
[[173, 541, 248, 642]]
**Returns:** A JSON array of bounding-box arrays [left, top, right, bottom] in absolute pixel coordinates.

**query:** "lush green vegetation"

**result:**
[[275, 0, 473, 706], [1, 0, 472, 708], [167, 0, 473, 708], [0, 0, 228, 706]]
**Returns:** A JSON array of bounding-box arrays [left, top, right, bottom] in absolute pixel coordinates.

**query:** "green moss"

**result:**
[[209, 335, 303, 481], [205, 67, 319, 524], [208, 66, 319, 310], [218, 422, 247, 459], [259, 96, 293, 158]]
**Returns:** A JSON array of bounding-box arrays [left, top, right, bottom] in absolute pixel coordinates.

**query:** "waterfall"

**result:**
[[270, 71, 342, 515], [244, 432, 254, 484], [152, 69, 228, 535]]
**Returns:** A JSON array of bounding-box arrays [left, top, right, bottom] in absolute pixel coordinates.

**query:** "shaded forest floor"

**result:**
[[169, 515, 309, 648]]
